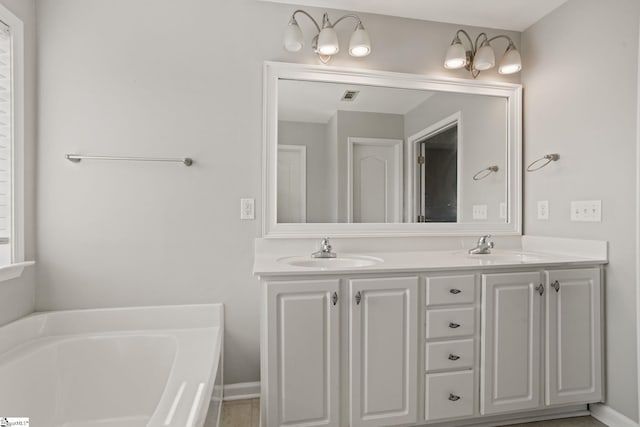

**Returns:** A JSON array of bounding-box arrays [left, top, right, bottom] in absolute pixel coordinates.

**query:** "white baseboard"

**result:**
[[222, 382, 261, 401], [591, 403, 640, 427]]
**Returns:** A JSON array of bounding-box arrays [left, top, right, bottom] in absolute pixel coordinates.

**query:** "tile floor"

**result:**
[[216, 399, 607, 427]]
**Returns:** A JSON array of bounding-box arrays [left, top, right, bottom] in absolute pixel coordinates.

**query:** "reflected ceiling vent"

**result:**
[[341, 90, 360, 101]]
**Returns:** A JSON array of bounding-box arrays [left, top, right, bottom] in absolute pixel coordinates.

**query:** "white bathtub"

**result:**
[[0, 304, 224, 427]]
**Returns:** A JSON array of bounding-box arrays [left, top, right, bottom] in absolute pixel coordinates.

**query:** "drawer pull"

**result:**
[[552, 280, 560, 292], [355, 291, 362, 305], [448, 393, 461, 402], [448, 354, 460, 361], [449, 288, 461, 294], [536, 283, 544, 296], [449, 322, 460, 329], [332, 292, 338, 306]]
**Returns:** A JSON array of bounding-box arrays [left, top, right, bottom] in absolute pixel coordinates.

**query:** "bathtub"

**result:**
[[0, 304, 224, 427]]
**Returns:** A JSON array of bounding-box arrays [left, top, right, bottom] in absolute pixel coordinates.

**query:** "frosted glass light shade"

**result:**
[[317, 27, 339, 55], [499, 46, 522, 74], [444, 42, 467, 69], [349, 26, 371, 57], [283, 20, 304, 52], [473, 44, 495, 71]]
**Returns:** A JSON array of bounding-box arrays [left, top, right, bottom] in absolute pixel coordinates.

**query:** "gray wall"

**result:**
[[405, 93, 507, 223], [0, 0, 36, 326], [277, 121, 332, 222], [522, 0, 640, 420], [35, 0, 519, 384]]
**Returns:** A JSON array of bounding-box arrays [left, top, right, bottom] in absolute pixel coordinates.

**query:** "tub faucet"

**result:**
[[469, 235, 494, 255], [312, 238, 337, 258]]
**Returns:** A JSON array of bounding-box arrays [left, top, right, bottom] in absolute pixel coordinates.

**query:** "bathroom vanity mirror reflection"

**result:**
[[264, 62, 522, 237]]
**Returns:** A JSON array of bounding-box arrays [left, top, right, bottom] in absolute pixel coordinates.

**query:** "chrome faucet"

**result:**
[[312, 237, 337, 258], [469, 235, 494, 255]]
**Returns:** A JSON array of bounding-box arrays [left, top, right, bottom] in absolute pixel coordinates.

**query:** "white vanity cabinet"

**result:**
[[349, 277, 419, 427], [259, 262, 604, 427], [263, 276, 419, 427], [481, 268, 602, 415], [264, 280, 341, 427]]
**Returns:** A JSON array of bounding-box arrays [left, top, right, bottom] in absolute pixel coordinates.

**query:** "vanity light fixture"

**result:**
[[444, 29, 522, 78], [283, 10, 371, 64]]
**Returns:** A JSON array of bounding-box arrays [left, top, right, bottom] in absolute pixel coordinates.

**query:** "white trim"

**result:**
[[0, 260, 34, 282], [591, 403, 640, 427], [222, 382, 261, 401], [636, 17, 640, 425], [262, 61, 522, 238], [406, 111, 462, 223], [277, 145, 307, 223], [347, 137, 403, 223], [0, 5, 24, 265]]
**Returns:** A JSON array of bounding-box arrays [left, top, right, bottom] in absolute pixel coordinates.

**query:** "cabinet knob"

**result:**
[[448, 354, 460, 361], [535, 283, 544, 296], [332, 292, 338, 306], [355, 291, 362, 305], [552, 280, 560, 292], [449, 322, 460, 329], [448, 393, 461, 402], [449, 289, 461, 294]]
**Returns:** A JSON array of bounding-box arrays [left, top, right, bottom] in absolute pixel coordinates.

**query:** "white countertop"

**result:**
[[254, 249, 607, 277], [253, 236, 608, 277]]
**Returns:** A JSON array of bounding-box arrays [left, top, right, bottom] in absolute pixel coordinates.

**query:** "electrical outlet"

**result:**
[[499, 202, 506, 220], [240, 198, 255, 220], [570, 200, 602, 222], [472, 204, 488, 220], [537, 200, 549, 220]]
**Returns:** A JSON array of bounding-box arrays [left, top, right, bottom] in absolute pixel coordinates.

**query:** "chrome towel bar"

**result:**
[[526, 153, 559, 172], [66, 154, 193, 166], [472, 165, 499, 181]]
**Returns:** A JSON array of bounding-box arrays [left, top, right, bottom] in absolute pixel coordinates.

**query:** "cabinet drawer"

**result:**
[[425, 339, 474, 371], [426, 275, 475, 306], [425, 371, 474, 421], [426, 307, 475, 339]]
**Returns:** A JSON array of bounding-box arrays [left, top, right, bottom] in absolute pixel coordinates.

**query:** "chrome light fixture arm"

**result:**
[[283, 10, 372, 63], [445, 29, 522, 78]]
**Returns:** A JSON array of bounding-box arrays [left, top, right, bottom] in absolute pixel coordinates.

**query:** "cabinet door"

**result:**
[[546, 268, 602, 405], [266, 280, 340, 427], [481, 272, 542, 415], [349, 277, 418, 427]]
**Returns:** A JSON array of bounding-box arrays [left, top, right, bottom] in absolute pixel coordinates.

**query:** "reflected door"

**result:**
[[277, 145, 306, 223], [347, 138, 403, 223], [417, 124, 458, 222]]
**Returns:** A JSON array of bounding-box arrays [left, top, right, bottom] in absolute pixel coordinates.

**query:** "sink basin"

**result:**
[[452, 250, 546, 264], [278, 255, 383, 269]]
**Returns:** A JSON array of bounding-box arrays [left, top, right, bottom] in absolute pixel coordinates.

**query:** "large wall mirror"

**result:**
[[263, 62, 522, 237]]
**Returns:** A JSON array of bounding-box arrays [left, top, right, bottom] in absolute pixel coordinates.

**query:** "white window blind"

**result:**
[[0, 21, 11, 247]]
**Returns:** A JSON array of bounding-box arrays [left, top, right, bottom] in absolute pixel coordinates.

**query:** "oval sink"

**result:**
[[278, 255, 383, 269], [452, 250, 546, 264]]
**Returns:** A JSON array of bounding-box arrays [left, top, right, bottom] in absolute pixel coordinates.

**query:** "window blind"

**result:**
[[0, 21, 12, 245]]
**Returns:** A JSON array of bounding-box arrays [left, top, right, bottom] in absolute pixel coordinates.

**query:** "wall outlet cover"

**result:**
[[537, 200, 549, 220], [472, 204, 488, 220], [570, 200, 602, 222], [240, 198, 255, 220]]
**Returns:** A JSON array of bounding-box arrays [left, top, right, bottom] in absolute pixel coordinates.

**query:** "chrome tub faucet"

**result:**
[[312, 237, 337, 258], [469, 235, 494, 255]]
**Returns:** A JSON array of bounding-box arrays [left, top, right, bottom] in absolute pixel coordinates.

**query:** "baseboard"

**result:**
[[590, 403, 640, 427], [222, 382, 261, 401]]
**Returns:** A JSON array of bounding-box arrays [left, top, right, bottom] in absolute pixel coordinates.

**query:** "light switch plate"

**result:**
[[570, 200, 602, 222], [537, 200, 549, 220], [473, 204, 488, 220], [240, 198, 255, 220]]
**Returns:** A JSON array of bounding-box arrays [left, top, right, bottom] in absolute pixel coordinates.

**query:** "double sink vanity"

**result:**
[[254, 236, 606, 427], [255, 62, 607, 427]]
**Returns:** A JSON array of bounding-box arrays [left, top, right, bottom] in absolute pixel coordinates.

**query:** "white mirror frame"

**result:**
[[263, 61, 522, 238]]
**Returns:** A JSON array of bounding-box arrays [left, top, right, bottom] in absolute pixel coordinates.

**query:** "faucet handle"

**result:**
[[321, 237, 332, 251], [478, 234, 492, 244]]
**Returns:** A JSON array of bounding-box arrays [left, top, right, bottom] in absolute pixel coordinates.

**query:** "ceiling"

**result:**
[[261, 0, 569, 31], [278, 80, 434, 123]]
